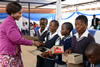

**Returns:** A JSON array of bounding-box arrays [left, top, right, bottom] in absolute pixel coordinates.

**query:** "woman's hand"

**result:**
[[32, 41, 41, 47]]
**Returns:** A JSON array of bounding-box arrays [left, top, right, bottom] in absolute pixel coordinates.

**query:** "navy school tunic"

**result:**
[[43, 32, 60, 67], [45, 32, 59, 49], [56, 35, 72, 65]]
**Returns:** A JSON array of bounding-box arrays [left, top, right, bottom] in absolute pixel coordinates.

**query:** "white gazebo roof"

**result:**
[[0, 0, 99, 9]]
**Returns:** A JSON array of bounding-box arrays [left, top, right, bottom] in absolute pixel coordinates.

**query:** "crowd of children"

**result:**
[[23, 15, 99, 67]]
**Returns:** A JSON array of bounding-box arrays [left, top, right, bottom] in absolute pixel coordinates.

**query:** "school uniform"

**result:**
[[36, 28, 48, 42], [43, 32, 60, 67], [30, 26, 35, 37], [21, 22, 27, 35], [68, 30, 95, 67], [55, 35, 72, 67], [36, 28, 48, 67], [91, 64, 100, 67]]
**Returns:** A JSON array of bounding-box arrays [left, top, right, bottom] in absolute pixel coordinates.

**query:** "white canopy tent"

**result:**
[[0, 0, 100, 29], [0, 0, 100, 9], [1, 1, 100, 67], [0, 0, 100, 27], [1, 0, 100, 44]]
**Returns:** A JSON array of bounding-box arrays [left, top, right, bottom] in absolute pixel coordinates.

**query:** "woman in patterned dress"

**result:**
[[0, 2, 41, 67]]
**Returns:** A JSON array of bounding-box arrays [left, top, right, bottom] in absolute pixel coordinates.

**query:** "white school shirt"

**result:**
[[45, 32, 60, 45], [38, 27, 48, 36], [74, 30, 89, 41]]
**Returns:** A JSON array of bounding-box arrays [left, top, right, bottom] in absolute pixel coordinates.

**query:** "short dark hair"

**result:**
[[63, 22, 73, 32], [93, 14, 96, 17], [51, 20, 59, 28], [85, 43, 100, 55], [40, 18, 48, 23], [76, 15, 88, 25], [6, 2, 22, 15]]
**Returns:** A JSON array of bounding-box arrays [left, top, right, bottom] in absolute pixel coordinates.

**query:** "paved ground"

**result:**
[[21, 45, 37, 67]]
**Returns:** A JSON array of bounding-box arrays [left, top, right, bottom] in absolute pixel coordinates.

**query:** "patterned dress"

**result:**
[[0, 54, 23, 67]]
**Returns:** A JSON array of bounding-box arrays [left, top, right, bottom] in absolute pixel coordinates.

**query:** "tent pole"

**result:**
[[56, 0, 62, 35], [28, 3, 30, 35], [56, 0, 62, 21]]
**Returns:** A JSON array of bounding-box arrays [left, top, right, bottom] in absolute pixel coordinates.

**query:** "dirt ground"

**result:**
[[21, 45, 37, 67]]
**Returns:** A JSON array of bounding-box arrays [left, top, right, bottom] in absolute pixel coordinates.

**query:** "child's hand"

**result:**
[[48, 51, 56, 58], [40, 42, 45, 47], [48, 51, 53, 56], [41, 52, 49, 58], [65, 49, 72, 54]]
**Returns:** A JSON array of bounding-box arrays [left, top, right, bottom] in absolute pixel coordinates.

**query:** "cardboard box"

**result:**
[[29, 47, 50, 56], [62, 53, 83, 64], [51, 46, 64, 54], [29, 49, 42, 56], [62, 53, 67, 62]]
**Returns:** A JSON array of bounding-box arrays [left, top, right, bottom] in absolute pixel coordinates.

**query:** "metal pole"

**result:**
[[28, 3, 30, 35], [0, 0, 46, 4]]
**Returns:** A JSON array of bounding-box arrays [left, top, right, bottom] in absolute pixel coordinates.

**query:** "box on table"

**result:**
[[62, 53, 83, 64]]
